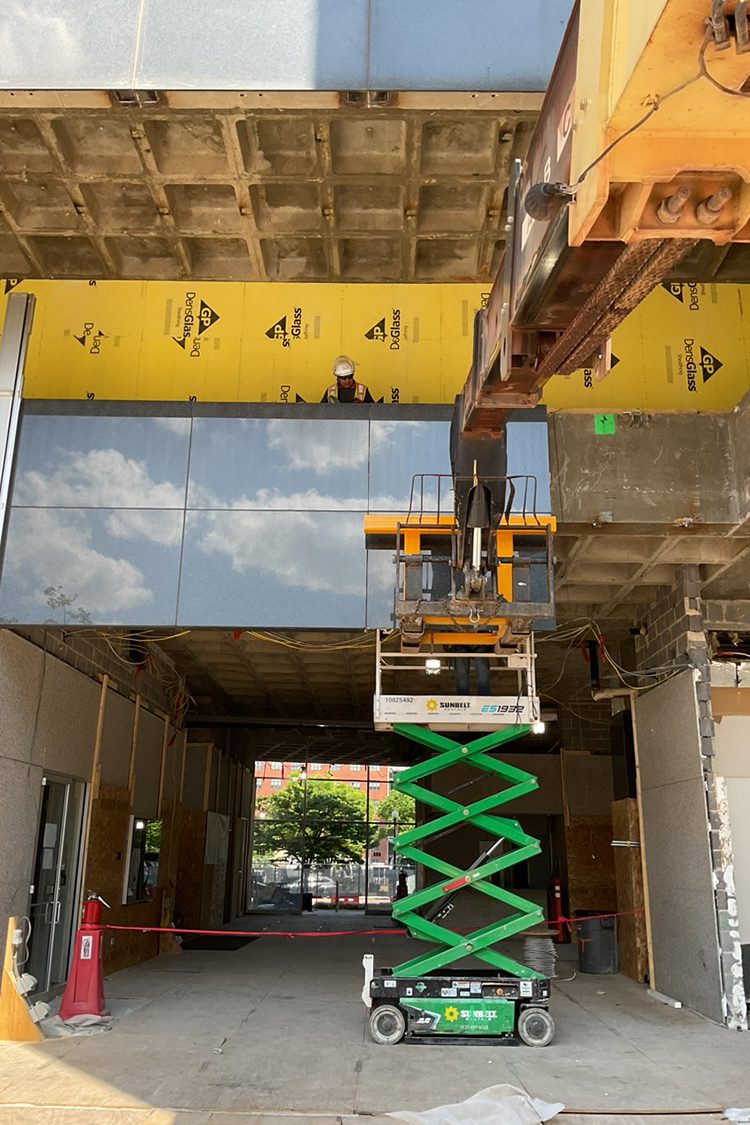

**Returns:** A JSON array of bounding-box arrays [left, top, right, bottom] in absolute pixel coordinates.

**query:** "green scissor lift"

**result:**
[[366, 722, 556, 1046]]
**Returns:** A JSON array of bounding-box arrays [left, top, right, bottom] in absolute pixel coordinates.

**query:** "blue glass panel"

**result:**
[[365, 550, 396, 629], [136, 0, 369, 91], [0, 0, 141, 89], [187, 417, 369, 511], [370, 0, 567, 92], [368, 420, 451, 512], [178, 509, 366, 627], [506, 421, 552, 514], [0, 508, 183, 625], [12, 416, 191, 508]]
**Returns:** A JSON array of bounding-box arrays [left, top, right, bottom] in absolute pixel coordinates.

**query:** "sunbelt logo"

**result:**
[[365, 308, 402, 350], [266, 308, 302, 348], [172, 291, 220, 357], [662, 281, 701, 311], [682, 338, 722, 391]]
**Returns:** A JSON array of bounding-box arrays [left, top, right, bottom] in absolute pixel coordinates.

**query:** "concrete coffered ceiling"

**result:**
[[0, 94, 539, 283]]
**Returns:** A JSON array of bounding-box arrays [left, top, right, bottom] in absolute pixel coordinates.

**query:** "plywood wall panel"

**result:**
[[87, 786, 161, 974], [565, 816, 617, 917], [611, 798, 648, 982]]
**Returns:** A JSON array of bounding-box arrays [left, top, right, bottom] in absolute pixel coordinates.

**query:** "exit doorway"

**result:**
[[27, 775, 85, 996]]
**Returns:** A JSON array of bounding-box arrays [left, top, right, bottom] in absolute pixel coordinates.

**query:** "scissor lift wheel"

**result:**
[[517, 1006, 555, 1047], [369, 1003, 406, 1045]]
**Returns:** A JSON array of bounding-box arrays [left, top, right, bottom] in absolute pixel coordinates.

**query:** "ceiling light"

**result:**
[[425, 658, 442, 674], [532, 721, 546, 735]]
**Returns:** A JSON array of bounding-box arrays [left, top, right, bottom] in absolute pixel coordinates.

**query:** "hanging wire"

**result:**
[[550, 21, 749, 201], [698, 23, 750, 97], [240, 629, 400, 652]]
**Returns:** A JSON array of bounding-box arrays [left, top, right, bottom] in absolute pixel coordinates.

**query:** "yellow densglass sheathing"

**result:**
[[543, 281, 750, 412], [5, 280, 486, 406], [1, 279, 749, 411]]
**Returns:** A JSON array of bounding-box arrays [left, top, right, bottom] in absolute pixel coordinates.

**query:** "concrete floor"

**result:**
[[1, 913, 749, 1124]]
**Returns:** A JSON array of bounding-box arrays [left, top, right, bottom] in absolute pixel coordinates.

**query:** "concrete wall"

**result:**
[[0, 629, 102, 928], [635, 671, 725, 1022], [550, 414, 740, 529], [0, 627, 189, 978]]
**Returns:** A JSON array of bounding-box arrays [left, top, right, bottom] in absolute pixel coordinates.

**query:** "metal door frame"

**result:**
[[29, 772, 86, 996]]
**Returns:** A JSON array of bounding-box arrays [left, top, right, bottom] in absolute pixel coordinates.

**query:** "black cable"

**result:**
[[562, 22, 749, 197], [572, 61, 704, 189]]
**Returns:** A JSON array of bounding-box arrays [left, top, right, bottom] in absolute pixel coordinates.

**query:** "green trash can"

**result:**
[[575, 911, 618, 974]]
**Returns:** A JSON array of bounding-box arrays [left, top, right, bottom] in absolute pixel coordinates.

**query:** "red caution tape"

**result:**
[[101, 909, 643, 942], [102, 924, 406, 939]]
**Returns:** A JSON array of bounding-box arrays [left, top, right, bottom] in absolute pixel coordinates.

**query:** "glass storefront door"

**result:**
[[27, 775, 85, 995]]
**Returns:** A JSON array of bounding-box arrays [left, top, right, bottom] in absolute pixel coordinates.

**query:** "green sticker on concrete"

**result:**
[[594, 414, 616, 434]]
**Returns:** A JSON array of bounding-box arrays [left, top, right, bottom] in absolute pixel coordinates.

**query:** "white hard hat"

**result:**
[[333, 354, 355, 378]]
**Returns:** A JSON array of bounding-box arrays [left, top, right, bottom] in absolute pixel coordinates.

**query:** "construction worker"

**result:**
[[321, 355, 374, 403]]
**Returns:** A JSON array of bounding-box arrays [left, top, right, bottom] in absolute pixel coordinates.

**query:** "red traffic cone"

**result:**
[[58, 894, 110, 1021]]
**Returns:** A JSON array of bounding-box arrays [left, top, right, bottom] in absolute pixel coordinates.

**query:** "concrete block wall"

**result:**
[[704, 600, 750, 632], [13, 627, 178, 719], [559, 702, 612, 754], [635, 566, 705, 673]]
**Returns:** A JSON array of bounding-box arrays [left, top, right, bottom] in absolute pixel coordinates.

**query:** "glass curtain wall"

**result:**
[[247, 764, 415, 914]]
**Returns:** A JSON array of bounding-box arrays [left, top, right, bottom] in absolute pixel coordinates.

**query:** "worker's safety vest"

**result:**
[[326, 382, 367, 402]]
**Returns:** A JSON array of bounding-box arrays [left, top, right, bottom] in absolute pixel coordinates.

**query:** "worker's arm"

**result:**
[[363, 387, 374, 403]]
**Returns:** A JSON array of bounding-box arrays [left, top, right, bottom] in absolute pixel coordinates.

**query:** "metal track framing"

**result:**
[[390, 722, 544, 979]]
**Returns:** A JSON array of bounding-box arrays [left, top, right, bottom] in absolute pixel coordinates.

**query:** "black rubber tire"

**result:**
[[517, 1006, 555, 1047], [369, 1003, 406, 1045]]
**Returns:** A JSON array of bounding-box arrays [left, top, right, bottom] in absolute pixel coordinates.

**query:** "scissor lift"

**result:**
[[365, 722, 554, 1046], [363, 471, 557, 1046]]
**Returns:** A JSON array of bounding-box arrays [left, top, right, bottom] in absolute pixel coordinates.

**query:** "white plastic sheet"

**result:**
[[388, 1083, 564, 1125]]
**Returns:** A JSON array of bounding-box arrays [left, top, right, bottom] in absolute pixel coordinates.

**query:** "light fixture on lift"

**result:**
[[532, 721, 546, 735], [425, 657, 442, 675]]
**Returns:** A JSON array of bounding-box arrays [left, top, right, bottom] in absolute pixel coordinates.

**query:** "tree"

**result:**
[[254, 780, 377, 866], [145, 820, 162, 853], [43, 585, 92, 624], [373, 789, 416, 842]]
